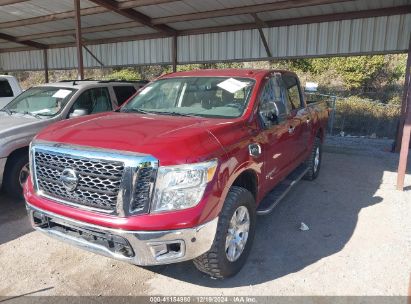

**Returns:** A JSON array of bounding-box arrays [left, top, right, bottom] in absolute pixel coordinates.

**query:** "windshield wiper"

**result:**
[[122, 108, 199, 117], [36, 112, 54, 117], [155, 111, 199, 117], [22, 111, 41, 119], [0, 108, 12, 115], [122, 108, 155, 115]]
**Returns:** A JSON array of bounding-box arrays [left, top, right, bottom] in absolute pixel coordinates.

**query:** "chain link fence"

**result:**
[[306, 93, 401, 139]]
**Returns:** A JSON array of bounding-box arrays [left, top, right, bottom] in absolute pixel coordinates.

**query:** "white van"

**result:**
[[0, 75, 23, 109]]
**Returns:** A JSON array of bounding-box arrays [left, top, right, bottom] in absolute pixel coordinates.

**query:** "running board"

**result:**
[[256, 164, 309, 215]]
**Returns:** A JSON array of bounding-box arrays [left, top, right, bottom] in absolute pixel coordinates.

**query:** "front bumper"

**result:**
[[26, 203, 218, 266]]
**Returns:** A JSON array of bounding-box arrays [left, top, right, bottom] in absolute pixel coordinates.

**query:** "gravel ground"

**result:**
[[324, 135, 395, 156], [0, 144, 410, 297]]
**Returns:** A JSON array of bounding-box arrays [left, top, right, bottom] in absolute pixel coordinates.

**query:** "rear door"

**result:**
[[282, 74, 309, 163], [258, 74, 295, 189]]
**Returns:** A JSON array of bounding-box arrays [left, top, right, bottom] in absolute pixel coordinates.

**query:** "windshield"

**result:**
[[3, 86, 76, 117], [122, 77, 255, 118]]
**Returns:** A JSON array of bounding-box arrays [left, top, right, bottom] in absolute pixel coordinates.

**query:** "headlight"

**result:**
[[151, 160, 218, 212]]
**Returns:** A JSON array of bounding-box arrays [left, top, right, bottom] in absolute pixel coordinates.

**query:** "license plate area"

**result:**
[[32, 211, 135, 258]]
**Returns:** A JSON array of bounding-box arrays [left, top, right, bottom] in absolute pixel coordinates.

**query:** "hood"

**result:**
[[0, 114, 37, 130], [0, 114, 51, 137], [0, 114, 44, 139], [35, 112, 244, 165], [0, 113, 55, 158]]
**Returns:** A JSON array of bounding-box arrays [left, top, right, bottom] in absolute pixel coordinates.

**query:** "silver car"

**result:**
[[0, 79, 147, 199]]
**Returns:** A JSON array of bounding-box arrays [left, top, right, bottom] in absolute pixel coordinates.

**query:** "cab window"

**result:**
[[282, 75, 302, 110], [0, 80, 13, 97], [113, 86, 136, 106]]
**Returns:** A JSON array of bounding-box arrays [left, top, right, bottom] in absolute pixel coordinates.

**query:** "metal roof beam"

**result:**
[[151, 0, 351, 24], [251, 13, 268, 28], [88, 0, 177, 35], [0, 32, 46, 49], [16, 21, 141, 41], [0, 0, 29, 5], [0, 0, 176, 29]]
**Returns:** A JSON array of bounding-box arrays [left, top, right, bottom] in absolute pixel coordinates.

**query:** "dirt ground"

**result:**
[[0, 141, 410, 297]]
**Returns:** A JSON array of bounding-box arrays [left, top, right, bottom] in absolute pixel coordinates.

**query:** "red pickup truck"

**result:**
[[25, 69, 328, 278]]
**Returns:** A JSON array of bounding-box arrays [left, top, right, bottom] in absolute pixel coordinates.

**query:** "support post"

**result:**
[[43, 49, 49, 83], [172, 35, 177, 72], [397, 81, 411, 190], [328, 96, 336, 135], [74, 0, 84, 80], [395, 37, 411, 152], [396, 37, 411, 191]]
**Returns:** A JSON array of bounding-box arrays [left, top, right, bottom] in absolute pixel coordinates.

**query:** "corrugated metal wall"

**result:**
[[1, 14, 410, 71], [178, 14, 411, 62]]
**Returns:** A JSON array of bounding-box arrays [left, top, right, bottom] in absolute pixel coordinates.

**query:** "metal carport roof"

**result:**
[[0, 0, 410, 71]]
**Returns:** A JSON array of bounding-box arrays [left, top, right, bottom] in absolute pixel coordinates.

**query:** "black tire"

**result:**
[[193, 186, 256, 279], [3, 151, 29, 200], [303, 137, 322, 181]]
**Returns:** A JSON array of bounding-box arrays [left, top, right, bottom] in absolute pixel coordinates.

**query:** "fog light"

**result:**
[[151, 244, 168, 258], [149, 241, 185, 261], [32, 211, 48, 227]]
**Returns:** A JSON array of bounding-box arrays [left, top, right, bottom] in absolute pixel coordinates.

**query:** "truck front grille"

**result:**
[[131, 166, 155, 212], [34, 151, 124, 212], [31, 144, 158, 215]]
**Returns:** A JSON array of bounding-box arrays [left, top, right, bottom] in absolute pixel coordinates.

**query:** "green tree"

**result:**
[[106, 68, 142, 81], [309, 56, 386, 90]]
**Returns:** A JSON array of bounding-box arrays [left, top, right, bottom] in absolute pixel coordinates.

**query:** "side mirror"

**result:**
[[260, 101, 286, 129], [69, 108, 88, 118]]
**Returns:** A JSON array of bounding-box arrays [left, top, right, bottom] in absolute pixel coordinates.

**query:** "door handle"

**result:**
[[288, 125, 295, 134]]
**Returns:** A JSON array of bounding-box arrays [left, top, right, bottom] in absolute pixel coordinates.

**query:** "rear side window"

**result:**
[[0, 80, 13, 97], [282, 75, 302, 110], [113, 86, 136, 106]]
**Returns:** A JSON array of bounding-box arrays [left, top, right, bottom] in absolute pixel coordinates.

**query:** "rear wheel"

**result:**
[[303, 137, 322, 181], [4, 151, 29, 200], [193, 186, 256, 279]]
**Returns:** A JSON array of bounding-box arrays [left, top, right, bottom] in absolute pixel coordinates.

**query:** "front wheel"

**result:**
[[193, 186, 256, 279], [3, 152, 29, 200]]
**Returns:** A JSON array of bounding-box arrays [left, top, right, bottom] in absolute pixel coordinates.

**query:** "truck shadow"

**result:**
[[0, 191, 33, 245], [148, 150, 401, 287]]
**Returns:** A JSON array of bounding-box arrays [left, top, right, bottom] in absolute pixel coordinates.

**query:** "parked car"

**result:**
[[0, 75, 22, 109], [0, 79, 147, 199], [25, 69, 329, 278]]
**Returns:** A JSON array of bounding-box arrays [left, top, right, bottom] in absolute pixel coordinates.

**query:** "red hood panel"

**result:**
[[36, 112, 230, 165]]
